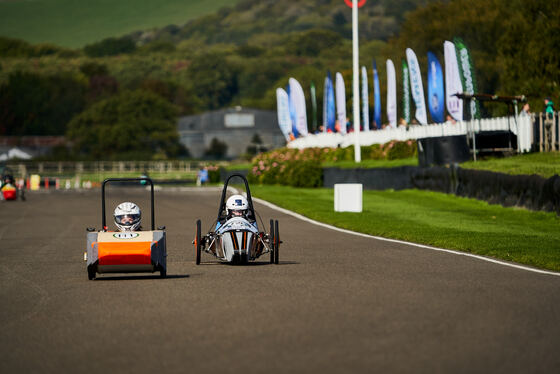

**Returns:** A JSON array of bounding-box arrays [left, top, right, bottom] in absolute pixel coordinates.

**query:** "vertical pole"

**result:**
[[352, 0, 361, 162]]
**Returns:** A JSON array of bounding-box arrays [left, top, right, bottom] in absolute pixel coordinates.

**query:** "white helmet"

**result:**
[[114, 202, 141, 232], [226, 195, 249, 217]]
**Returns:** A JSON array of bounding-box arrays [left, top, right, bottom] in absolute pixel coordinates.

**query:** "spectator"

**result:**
[[197, 166, 209, 187], [544, 98, 555, 151], [519, 103, 530, 116], [544, 98, 555, 119], [445, 115, 457, 124]]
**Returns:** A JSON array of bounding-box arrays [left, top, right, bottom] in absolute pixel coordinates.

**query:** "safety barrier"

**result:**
[[288, 114, 549, 153]]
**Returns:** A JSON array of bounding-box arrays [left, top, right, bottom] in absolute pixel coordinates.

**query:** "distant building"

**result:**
[[178, 107, 286, 159]]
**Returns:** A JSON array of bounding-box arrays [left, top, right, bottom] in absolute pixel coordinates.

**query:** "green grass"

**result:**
[[323, 158, 418, 169], [251, 185, 560, 272], [0, 0, 240, 48], [461, 153, 560, 178]]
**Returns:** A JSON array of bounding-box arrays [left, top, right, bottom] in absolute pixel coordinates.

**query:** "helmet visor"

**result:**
[[114, 214, 141, 226]]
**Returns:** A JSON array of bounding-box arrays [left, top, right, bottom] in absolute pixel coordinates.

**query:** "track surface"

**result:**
[[1, 189, 559, 373]]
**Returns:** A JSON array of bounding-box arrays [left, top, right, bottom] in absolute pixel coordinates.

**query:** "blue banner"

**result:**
[[287, 84, 298, 137], [325, 71, 336, 132], [427, 51, 445, 124], [372, 60, 381, 129]]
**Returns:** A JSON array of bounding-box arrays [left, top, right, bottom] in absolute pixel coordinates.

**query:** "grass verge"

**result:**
[[250, 185, 560, 272], [460, 152, 560, 178], [323, 158, 418, 169]]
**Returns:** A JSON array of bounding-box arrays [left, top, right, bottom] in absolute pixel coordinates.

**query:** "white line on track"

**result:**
[[249, 195, 560, 278]]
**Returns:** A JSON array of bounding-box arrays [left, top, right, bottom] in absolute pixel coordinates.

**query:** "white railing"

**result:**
[[288, 115, 537, 153]]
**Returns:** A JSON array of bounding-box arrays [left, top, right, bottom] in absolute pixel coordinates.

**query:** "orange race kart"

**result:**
[[85, 178, 167, 280]]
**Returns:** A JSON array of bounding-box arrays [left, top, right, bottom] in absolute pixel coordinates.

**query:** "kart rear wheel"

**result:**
[[196, 219, 202, 265], [274, 220, 280, 265], [269, 219, 275, 264]]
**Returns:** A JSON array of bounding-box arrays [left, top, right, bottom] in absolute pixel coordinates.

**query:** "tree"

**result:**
[[84, 37, 136, 57], [0, 71, 86, 135], [186, 51, 239, 110], [66, 90, 184, 159]]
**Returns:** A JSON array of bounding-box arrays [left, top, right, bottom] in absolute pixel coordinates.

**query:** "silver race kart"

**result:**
[[194, 174, 280, 265]]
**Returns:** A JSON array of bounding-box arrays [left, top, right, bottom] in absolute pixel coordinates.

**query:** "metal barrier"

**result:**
[[288, 113, 560, 153], [3, 160, 225, 179]]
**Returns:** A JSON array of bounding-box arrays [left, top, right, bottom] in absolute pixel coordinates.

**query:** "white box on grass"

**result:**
[[334, 184, 362, 212]]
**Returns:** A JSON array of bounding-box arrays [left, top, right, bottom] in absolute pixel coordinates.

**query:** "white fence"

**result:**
[[288, 115, 541, 153]]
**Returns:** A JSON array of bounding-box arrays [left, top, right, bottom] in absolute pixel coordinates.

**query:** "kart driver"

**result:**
[[226, 194, 249, 219], [114, 202, 142, 231]]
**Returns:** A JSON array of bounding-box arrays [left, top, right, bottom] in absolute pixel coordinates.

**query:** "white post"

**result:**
[[352, 0, 361, 162]]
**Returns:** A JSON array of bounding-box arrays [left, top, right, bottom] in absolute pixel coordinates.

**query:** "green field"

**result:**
[[461, 152, 560, 178], [0, 0, 240, 48], [250, 185, 560, 272]]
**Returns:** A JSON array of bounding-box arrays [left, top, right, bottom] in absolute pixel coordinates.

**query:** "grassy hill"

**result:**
[[0, 0, 241, 48]]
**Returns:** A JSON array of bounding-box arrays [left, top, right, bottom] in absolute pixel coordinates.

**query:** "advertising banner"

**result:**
[[310, 81, 317, 132], [427, 51, 445, 124], [406, 48, 428, 125], [323, 72, 336, 133], [276, 88, 292, 141], [289, 78, 308, 136], [361, 66, 370, 131], [286, 83, 298, 137], [454, 37, 480, 120], [372, 60, 382, 129], [386, 59, 397, 128], [444, 40, 463, 121], [335, 72, 347, 134], [402, 59, 411, 124]]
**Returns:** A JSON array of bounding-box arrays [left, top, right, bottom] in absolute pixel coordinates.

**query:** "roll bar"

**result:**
[[101, 178, 155, 231], [217, 174, 255, 223]]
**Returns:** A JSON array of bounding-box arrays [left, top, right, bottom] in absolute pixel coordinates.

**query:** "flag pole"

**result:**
[[352, 0, 361, 162]]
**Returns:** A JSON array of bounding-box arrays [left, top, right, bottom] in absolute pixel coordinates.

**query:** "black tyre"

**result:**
[[274, 220, 280, 264], [269, 219, 275, 264], [87, 266, 96, 280], [196, 219, 202, 265]]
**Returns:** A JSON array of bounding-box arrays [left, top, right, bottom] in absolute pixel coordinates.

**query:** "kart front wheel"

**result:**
[[87, 266, 96, 280], [269, 219, 275, 264], [196, 219, 202, 265], [274, 220, 280, 265]]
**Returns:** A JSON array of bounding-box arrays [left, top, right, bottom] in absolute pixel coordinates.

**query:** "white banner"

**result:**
[[386, 59, 397, 128], [276, 88, 292, 141], [361, 66, 370, 131], [335, 72, 347, 134], [444, 41, 463, 121], [288, 78, 308, 137], [406, 48, 428, 125]]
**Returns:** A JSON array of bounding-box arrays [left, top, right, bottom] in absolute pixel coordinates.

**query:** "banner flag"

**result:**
[[372, 60, 382, 129], [427, 51, 445, 124], [276, 88, 292, 141], [443, 40, 463, 121], [361, 66, 370, 131], [286, 84, 298, 137], [402, 59, 411, 124], [454, 37, 480, 120], [310, 81, 317, 133], [323, 72, 336, 133], [289, 77, 308, 137], [335, 72, 347, 134], [386, 59, 397, 128], [406, 48, 428, 125]]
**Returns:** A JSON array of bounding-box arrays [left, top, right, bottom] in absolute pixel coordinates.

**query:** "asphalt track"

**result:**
[[1, 188, 559, 373]]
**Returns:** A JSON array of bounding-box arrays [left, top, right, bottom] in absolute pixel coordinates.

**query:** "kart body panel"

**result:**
[[87, 230, 166, 274]]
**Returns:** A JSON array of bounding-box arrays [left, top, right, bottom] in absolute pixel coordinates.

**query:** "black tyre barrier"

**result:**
[[324, 166, 560, 215]]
